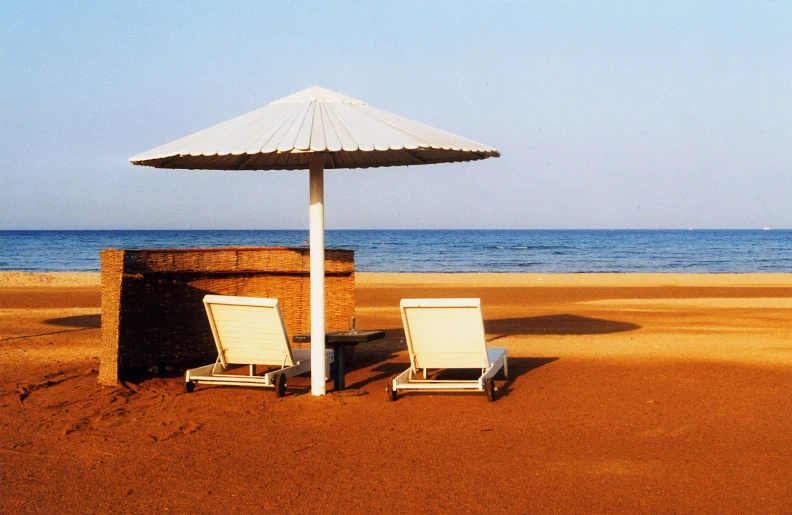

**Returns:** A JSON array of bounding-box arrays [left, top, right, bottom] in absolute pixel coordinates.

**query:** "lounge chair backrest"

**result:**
[[400, 298, 489, 370], [203, 295, 295, 368]]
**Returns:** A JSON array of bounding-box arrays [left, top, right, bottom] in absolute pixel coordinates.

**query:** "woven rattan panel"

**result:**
[[98, 247, 354, 386]]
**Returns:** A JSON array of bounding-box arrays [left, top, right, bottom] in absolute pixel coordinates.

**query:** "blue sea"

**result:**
[[1, 230, 791, 273]]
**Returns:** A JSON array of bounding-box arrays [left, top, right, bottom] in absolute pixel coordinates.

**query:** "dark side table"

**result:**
[[293, 330, 385, 391]]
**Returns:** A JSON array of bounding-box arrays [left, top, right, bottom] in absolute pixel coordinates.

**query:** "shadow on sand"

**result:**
[[485, 314, 639, 337], [345, 313, 638, 393], [44, 314, 102, 329], [29, 313, 636, 393], [357, 356, 558, 400], [1, 314, 103, 342]]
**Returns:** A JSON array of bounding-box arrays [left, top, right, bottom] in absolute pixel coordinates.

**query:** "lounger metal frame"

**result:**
[[185, 353, 316, 389], [390, 298, 508, 400], [185, 295, 331, 393], [391, 348, 508, 393]]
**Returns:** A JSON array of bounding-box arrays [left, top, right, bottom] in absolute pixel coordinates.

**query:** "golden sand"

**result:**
[[1, 272, 790, 513]]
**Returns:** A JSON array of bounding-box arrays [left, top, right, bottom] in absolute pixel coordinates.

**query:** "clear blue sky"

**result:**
[[2, 1, 790, 230]]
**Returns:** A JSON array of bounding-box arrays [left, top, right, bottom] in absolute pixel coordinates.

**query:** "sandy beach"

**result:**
[[1, 271, 790, 513]]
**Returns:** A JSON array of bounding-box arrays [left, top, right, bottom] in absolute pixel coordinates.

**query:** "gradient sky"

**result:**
[[2, 1, 790, 230]]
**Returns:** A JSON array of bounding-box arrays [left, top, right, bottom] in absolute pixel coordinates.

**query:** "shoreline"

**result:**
[[0, 271, 102, 286], [3, 270, 792, 288], [357, 271, 792, 287]]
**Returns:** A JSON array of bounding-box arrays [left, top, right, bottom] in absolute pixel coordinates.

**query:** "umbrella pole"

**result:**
[[309, 154, 326, 396]]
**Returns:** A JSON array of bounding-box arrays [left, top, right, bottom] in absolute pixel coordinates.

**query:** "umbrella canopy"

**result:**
[[129, 86, 499, 170], [129, 86, 500, 396]]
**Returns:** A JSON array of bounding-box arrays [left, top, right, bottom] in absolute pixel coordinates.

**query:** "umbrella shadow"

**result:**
[[485, 314, 639, 341], [44, 314, 102, 329]]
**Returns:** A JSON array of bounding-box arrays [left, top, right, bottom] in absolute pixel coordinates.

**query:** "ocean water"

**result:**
[[1, 230, 791, 273]]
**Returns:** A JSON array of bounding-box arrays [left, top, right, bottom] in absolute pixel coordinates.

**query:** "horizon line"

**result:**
[[0, 228, 786, 232]]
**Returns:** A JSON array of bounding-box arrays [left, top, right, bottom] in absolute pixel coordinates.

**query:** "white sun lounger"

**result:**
[[184, 295, 332, 397], [388, 298, 508, 402]]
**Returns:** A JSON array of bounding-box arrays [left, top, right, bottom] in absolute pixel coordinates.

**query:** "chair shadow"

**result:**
[[497, 356, 558, 398], [411, 356, 556, 382], [345, 323, 561, 393], [341, 329, 407, 390], [345, 313, 638, 392], [360, 356, 557, 399]]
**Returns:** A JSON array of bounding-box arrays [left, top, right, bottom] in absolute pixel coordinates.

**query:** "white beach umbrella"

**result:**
[[129, 86, 500, 396]]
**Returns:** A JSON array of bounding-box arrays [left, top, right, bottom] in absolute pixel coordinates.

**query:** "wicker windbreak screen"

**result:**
[[98, 247, 354, 386]]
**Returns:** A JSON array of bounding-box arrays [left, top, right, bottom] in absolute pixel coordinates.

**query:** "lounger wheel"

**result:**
[[485, 377, 496, 402], [274, 373, 287, 398], [386, 381, 397, 402], [185, 380, 195, 393]]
